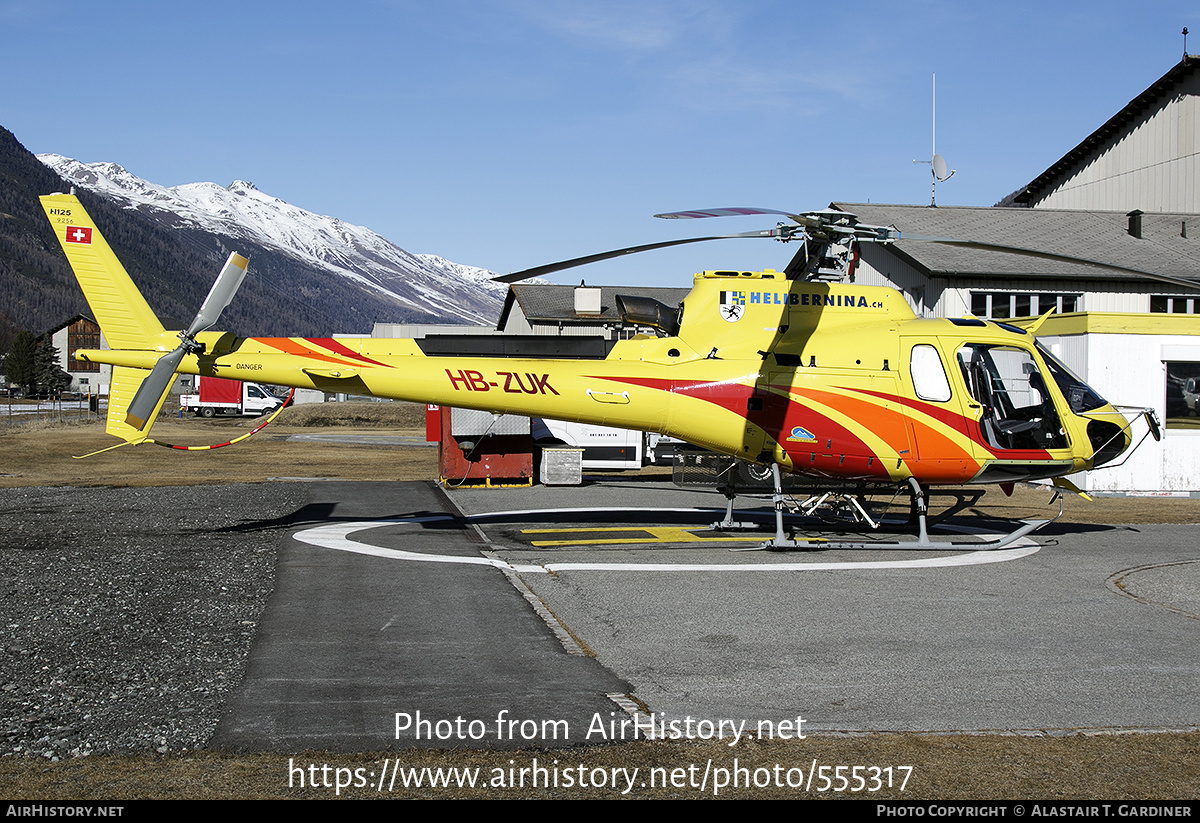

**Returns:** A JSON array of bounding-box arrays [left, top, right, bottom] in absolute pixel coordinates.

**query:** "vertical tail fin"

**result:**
[[107, 366, 171, 442], [39, 193, 164, 349], [42, 192, 169, 445]]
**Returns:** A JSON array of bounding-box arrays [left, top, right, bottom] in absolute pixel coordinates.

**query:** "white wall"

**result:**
[[1040, 331, 1200, 492], [1032, 74, 1200, 213]]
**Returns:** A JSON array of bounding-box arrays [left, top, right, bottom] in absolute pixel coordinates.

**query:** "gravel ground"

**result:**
[[0, 484, 307, 759]]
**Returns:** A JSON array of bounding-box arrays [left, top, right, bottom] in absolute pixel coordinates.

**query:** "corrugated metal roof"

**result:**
[[833, 203, 1200, 285], [1015, 55, 1200, 206]]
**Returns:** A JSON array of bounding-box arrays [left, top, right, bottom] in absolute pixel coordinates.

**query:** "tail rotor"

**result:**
[[123, 252, 249, 432]]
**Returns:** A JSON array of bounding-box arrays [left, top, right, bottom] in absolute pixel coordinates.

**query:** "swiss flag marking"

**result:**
[[65, 226, 92, 244]]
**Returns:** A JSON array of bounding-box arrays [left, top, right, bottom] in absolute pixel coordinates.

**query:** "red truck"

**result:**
[[180, 376, 282, 418]]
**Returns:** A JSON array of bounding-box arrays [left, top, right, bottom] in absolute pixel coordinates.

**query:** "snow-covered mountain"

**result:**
[[38, 154, 507, 326]]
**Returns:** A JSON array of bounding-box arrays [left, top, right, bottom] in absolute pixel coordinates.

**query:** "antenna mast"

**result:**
[[932, 73, 937, 205], [913, 73, 955, 206]]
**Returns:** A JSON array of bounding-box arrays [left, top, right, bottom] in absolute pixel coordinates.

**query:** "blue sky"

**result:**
[[4, 1, 1198, 287]]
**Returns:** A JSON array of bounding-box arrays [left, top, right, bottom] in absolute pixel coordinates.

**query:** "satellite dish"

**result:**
[[932, 153, 950, 182]]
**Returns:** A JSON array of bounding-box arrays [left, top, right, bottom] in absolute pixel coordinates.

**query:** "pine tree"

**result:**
[[4, 329, 36, 394], [33, 339, 70, 397]]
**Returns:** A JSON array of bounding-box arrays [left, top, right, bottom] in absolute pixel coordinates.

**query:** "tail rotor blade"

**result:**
[[124, 347, 186, 431], [186, 252, 249, 337]]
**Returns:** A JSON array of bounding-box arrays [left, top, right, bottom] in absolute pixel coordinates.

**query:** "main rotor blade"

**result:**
[[654, 207, 800, 220], [124, 347, 186, 431], [656, 206, 892, 240], [896, 234, 1200, 291], [655, 206, 868, 227], [493, 231, 778, 283], [185, 252, 250, 337]]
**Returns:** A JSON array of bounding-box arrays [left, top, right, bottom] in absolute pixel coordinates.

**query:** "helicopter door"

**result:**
[[901, 341, 981, 483]]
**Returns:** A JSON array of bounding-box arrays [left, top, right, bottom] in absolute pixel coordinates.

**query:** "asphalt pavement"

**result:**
[[452, 481, 1200, 735], [211, 481, 629, 751], [211, 478, 1200, 750]]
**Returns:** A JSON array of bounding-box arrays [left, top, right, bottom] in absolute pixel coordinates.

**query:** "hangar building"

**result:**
[[844, 55, 1200, 493]]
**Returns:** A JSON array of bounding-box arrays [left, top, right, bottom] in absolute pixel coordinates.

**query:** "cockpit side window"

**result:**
[[956, 344, 1068, 451], [910, 344, 952, 402]]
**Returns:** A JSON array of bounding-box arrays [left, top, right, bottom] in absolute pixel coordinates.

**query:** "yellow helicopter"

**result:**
[[39, 195, 1158, 548]]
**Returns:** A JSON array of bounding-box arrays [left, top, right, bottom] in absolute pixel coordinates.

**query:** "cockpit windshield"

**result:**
[[1035, 343, 1109, 414]]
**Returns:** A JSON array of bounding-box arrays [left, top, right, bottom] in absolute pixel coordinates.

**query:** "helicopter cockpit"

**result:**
[[956, 344, 1068, 452]]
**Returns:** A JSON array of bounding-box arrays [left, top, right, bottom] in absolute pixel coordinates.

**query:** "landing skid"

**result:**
[[707, 462, 1060, 552], [731, 516, 1053, 552]]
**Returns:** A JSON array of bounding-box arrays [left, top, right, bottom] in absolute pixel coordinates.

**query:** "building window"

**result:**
[[1165, 362, 1200, 429], [1150, 296, 1199, 314], [970, 292, 1079, 319]]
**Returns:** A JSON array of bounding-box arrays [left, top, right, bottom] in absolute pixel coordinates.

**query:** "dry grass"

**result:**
[[0, 405, 435, 488], [3, 733, 1198, 799], [274, 400, 427, 428]]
